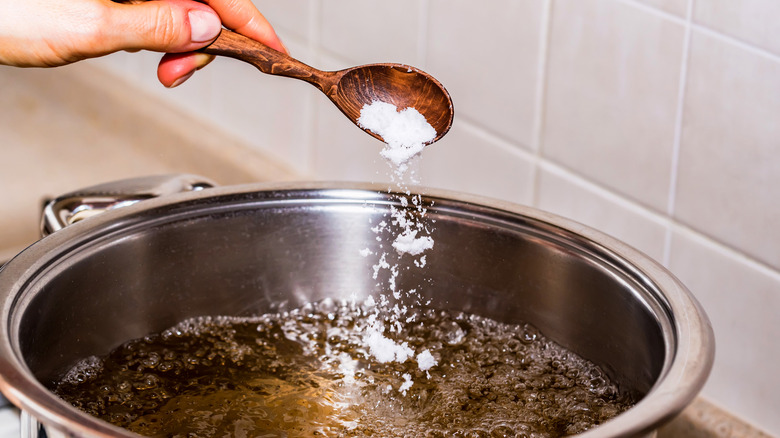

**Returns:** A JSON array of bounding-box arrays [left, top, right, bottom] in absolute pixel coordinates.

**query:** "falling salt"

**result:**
[[372, 253, 390, 280], [416, 349, 437, 371], [392, 229, 434, 256], [399, 373, 414, 395], [337, 353, 358, 384], [358, 99, 439, 393], [364, 317, 414, 364]]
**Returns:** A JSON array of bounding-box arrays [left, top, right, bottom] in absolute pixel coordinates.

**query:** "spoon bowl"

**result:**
[[201, 30, 453, 144], [335, 64, 453, 142]]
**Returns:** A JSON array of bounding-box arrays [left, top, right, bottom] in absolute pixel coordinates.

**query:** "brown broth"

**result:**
[[52, 300, 634, 437]]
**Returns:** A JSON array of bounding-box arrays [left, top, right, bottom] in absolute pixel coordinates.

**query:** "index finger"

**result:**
[[200, 0, 287, 53]]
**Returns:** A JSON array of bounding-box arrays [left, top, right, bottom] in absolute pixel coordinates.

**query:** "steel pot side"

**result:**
[[0, 180, 714, 438]]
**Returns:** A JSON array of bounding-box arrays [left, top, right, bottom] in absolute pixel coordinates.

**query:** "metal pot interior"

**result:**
[[0, 183, 712, 437]]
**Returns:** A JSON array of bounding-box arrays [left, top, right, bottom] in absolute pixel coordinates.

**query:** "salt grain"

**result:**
[[392, 229, 434, 256], [417, 349, 437, 371], [365, 325, 413, 364], [399, 373, 413, 395]]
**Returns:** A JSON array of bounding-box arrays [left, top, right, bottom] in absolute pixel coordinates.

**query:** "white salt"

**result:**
[[392, 229, 434, 256], [365, 327, 413, 364], [371, 221, 388, 233], [337, 352, 358, 383], [416, 349, 437, 371], [372, 253, 390, 280], [357, 101, 436, 172], [399, 373, 413, 395], [356, 99, 441, 395]]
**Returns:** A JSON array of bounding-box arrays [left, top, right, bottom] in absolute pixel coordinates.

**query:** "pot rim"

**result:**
[[0, 180, 715, 438]]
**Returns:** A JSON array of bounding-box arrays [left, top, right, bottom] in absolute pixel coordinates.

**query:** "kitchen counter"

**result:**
[[658, 398, 773, 438], [0, 63, 772, 438]]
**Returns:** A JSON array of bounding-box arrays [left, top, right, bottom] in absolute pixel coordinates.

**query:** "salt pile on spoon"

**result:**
[[358, 100, 436, 174], [355, 100, 440, 392]]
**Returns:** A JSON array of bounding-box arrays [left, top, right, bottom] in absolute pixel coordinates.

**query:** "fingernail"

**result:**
[[189, 10, 221, 43], [193, 53, 215, 70], [169, 70, 195, 88]]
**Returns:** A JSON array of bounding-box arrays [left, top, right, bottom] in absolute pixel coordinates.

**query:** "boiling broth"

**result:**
[[52, 300, 634, 437]]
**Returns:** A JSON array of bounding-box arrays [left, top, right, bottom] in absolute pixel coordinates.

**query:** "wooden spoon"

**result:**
[[201, 29, 453, 144]]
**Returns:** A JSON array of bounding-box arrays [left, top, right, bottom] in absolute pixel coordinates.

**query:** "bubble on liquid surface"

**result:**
[[52, 300, 635, 437]]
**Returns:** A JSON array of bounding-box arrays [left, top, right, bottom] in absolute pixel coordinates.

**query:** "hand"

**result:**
[[0, 0, 287, 87]]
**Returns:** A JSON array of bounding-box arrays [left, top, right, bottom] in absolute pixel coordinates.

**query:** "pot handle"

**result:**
[[40, 174, 217, 236]]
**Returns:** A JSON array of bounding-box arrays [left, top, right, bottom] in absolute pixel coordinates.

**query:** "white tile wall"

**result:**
[[542, 0, 685, 212], [419, 121, 536, 203], [668, 228, 780, 433], [536, 162, 668, 261], [319, 0, 423, 65], [209, 38, 315, 173], [83, 0, 780, 434], [254, 0, 315, 42], [676, 30, 780, 271], [426, 0, 546, 148], [311, 93, 392, 182], [635, 0, 689, 17], [693, 0, 780, 57]]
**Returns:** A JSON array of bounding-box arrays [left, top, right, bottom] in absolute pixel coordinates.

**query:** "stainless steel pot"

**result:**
[[0, 175, 714, 438]]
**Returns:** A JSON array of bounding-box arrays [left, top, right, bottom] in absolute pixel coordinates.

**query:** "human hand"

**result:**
[[0, 0, 287, 87]]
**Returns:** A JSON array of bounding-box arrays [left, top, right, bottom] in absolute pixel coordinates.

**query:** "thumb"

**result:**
[[103, 0, 222, 54]]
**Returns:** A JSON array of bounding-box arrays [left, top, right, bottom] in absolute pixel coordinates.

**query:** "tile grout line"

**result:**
[[539, 158, 780, 279], [309, 0, 322, 55], [662, 0, 695, 266], [457, 118, 539, 163], [303, 0, 323, 176], [539, 159, 671, 226], [671, 221, 780, 283], [690, 21, 780, 63], [417, 0, 430, 68], [618, 0, 780, 64], [615, 0, 687, 25], [556, 0, 780, 272], [530, 0, 554, 208]]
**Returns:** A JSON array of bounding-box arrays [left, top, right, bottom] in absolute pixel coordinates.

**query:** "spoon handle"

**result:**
[[200, 29, 338, 93]]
